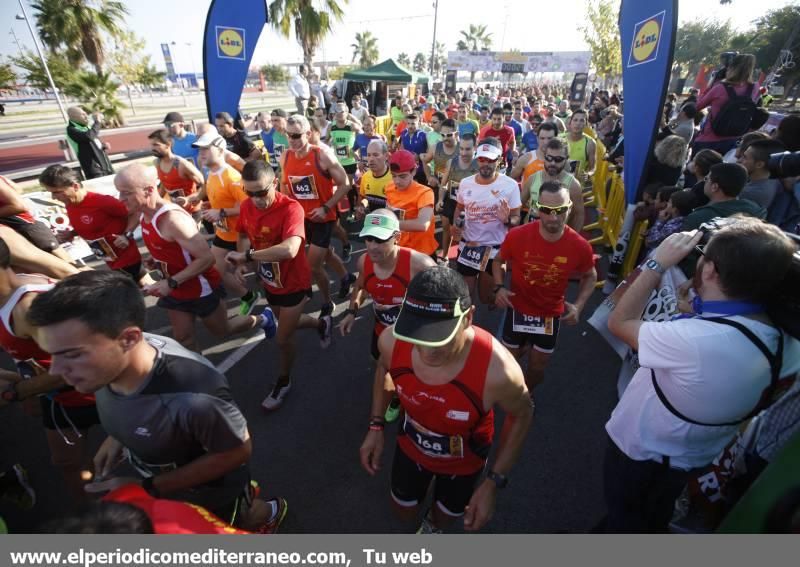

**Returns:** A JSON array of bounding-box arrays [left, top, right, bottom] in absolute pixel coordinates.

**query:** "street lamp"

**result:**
[[171, 40, 189, 106], [15, 2, 70, 125]]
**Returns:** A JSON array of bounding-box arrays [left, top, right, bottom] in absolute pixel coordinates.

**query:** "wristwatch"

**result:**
[[643, 258, 666, 275], [167, 277, 179, 290], [493, 284, 504, 293], [245, 248, 255, 262], [321, 203, 331, 214], [1, 383, 19, 403], [486, 470, 508, 489]]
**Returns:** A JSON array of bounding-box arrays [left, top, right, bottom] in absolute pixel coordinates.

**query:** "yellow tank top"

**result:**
[[566, 134, 590, 175]]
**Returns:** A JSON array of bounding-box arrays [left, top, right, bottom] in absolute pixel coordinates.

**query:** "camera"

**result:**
[[768, 151, 800, 178], [711, 51, 741, 85]]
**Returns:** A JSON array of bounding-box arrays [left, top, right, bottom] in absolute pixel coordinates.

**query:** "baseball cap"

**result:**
[[359, 212, 400, 240], [162, 111, 184, 124], [191, 126, 226, 149], [475, 143, 502, 160], [393, 266, 472, 347], [389, 150, 417, 172]]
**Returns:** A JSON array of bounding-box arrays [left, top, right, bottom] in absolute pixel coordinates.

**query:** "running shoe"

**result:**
[[254, 497, 288, 534], [318, 315, 332, 349], [320, 301, 335, 318], [384, 397, 402, 423], [238, 289, 262, 316], [259, 307, 278, 339], [338, 272, 357, 299], [0, 464, 36, 510], [261, 381, 291, 411], [416, 512, 443, 534], [341, 242, 353, 263]]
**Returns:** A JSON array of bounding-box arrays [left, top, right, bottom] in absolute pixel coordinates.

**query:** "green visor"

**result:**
[[392, 294, 470, 348]]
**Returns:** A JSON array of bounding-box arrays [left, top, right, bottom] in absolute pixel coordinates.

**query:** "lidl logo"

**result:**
[[627, 11, 665, 68], [216, 26, 246, 60]]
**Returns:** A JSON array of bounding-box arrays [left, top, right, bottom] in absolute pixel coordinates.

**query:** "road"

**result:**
[[0, 230, 622, 534]]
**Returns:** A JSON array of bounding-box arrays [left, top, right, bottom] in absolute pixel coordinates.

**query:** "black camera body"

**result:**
[[768, 151, 800, 178]]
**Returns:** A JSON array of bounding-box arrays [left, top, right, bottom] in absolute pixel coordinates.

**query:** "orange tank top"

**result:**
[[282, 146, 337, 222]]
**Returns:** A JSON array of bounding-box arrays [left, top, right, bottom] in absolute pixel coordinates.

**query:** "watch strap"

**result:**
[[487, 469, 508, 489]]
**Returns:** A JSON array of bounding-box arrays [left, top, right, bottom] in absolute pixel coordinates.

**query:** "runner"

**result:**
[[357, 140, 392, 214], [38, 165, 144, 282], [492, 181, 596, 389], [115, 163, 272, 352], [359, 266, 533, 533], [0, 237, 99, 504], [563, 109, 596, 181], [521, 138, 585, 231], [510, 122, 557, 186], [337, 209, 435, 421], [226, 160, 332, 411], [260, 109, 290, 174], [162, 112, 198, 166], [397, 113, 429, 183], [28, 270, 287, 533], [328, 102, 363, 227], [479, 108, 516, 167], [279, 114, 356, 316], [148, 129, 204, 219], [354, 116, 384, 168], [384, 150, 438, 259], [451, 138, 522, 305], [422, 118, 459, 205], [435, 133, 480, 263]]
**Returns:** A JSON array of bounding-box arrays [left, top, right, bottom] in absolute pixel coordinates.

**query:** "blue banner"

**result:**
[[160, 43, 177, 81], [202, 0, 269, 122], [618, 0, 678, 204]]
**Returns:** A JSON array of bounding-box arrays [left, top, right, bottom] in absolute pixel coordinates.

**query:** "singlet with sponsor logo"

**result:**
[[363, 247, 411, 335], [565, 134, 591, 175], [140, 204, 220, 300], [156, 158, 199, 213], [282, 146, 337, 222], [329, 124, 357, 167], [432, 142, 457, 179], [0, 280, 94, 407], [390, 327, 495, 475], [359, 168, 392, 211]]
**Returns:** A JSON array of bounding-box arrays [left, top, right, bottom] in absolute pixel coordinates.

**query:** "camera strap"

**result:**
[[650, 316, 784, 427]]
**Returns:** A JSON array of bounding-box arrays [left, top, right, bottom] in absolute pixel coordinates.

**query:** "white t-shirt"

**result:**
[[606, 315, 800, 470], [351, 105, 369, 123], [457, 174, 521, 249]]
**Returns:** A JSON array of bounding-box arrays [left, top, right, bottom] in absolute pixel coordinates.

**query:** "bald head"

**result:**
[[114, 163, 160, 213], [67, 106, 89, 125]]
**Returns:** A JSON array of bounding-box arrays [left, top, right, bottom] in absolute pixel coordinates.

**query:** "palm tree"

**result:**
[[457, 24, 493, 82], [427, 42, 447, 78], [63, 71, 125, 127], [397, 53, 411, 68], [31, 0, 129, 75], [351, 31, 379, 68], [269, 0, 347, 71], [413, 53, 427, 73]]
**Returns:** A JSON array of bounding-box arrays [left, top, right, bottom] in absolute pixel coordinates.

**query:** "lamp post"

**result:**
[[186, 42, 197, 89], [429, 0, 439, 78], [170, 41, 188, 107]]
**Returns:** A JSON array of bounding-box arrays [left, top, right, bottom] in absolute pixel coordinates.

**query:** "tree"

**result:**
[[260, 64, 290, 84], [0, 61, 16, 89], [10, 49, 74, 92], [580, 0, 621, 84], [30, 0, 129, 75], [413, 52, 427, 73], [427, 42, 447, 78], [135, 64, 166, 91], [674, 20, 735, 78], [397, 53, 411, 68], [269, 0, 348, 70], [457, 24, 493, 82], [328, 64, 357, 81], [63, 71, 125, 127], [351, 31, 379, 68]]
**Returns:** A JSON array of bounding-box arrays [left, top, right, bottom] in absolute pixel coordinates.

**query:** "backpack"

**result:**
[[710, 83, 758, 137]]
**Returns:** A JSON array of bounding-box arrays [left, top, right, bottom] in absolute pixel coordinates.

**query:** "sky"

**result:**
[[1, 0, 796, 76]]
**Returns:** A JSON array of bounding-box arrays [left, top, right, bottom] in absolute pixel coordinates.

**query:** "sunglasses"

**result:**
[[544, 154, 567, 163], [287, 132, 304, 140], [442, 133, 457, 138], [364, 235, 392, 244], [246, 189, 269, 198], [536, 203, 571, 216]]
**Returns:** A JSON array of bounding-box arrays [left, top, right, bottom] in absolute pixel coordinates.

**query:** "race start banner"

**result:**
[[202, 0, 269, 122], [618, 0, 678, 204]]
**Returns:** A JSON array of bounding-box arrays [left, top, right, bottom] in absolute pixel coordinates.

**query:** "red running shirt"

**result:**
[[0, 281, 94, 407], [156, 158, 200, 213], [236, 192, 311, 295], [479, 124, 516, 155], [390, 327, 495, 475], [281, 146, 337, 222], [66, 192, 141, 270], [140, 204, 221, 300], [499, 221, 594, 317], [363, 247, 411, 335]]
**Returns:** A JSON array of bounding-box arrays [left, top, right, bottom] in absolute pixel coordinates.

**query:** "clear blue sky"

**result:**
[[1, 0, 794, 75]]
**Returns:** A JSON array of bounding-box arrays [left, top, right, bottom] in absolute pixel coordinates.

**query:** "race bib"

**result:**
[[273, 144, 285, 161], [448, 180, 461, 200], [335, 145, 351, 159], [257, 261, 283, 288], [511, 311, 554, 335], [16, 358, 47, 380], [87, 237, 118, 261], [373, 304, 401, 327], [403, 414, 464, 459], [457, 243, 490, 271], [365, 195, 387, 210], [389, 207, 406, 221], [288, 175, 319, 200]]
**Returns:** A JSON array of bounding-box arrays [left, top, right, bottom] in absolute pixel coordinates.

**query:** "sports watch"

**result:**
[[643, 258, 666, 275], [487, 470, 508, 489], [167, 277, 179, 290]]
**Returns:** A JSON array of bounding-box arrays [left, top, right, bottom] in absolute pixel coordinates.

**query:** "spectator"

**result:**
[[644, 135, 687, 188], [65, 106, 114, 180], [644, 189, 695, 250], [633, 184, 661, 225], [288, 64, 310, 115], [604, 218, 800, 532], [738, 139, 786, 209], [667, 104, 696, 146], [774, 113, 800, 152], [725, 130, 769, 164]]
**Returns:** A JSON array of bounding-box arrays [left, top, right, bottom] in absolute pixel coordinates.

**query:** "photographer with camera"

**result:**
[[602, 217, 800, 532]]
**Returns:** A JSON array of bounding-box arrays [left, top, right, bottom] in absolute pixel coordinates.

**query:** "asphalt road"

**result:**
[[0, 232, 622, 534]]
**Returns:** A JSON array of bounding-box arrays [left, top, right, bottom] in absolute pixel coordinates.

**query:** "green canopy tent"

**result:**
[[342, 59, 429, 115]]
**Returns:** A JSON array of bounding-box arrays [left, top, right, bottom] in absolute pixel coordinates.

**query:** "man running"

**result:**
[[260, 109, 289, 173], [226, 161, 332, 411], [279, 114, 355, 316], [397, 113, 429, 183], [436, 133, 479, 262], [148, 129, 204, 220], [359, 266, 533, 533], [451, 138, 521, 305], [479, 108, 516, 168], [563, 109, 596, 180], [522, 138, 585, 231], [455, 106, 480, 139], [329, 102, 363, 224], [115, 163, 272, 352], [338, 210, 435, 421], [422, 118, 459, 201], [384, 150, 438, 260], [357, 140, 392, 214], [162, 112, 198, 165], [38, 165, 143, 282], [28, 270, 287, 533], [493, 181, 596, 390], [215, 112, 261, 162], [510, 122, 557, 186]]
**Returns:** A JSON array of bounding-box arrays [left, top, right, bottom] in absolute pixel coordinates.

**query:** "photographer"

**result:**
[[603, 218, 800, 532]]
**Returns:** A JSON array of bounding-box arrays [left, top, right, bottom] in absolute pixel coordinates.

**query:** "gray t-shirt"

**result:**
[[740, 178, 780, 209]]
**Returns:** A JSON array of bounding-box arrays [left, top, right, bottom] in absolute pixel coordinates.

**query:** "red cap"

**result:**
[[389, 150, 417, 172]]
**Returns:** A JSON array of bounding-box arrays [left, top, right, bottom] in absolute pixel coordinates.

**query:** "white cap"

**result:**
[[476, 143, 502, 160], [192, 125, 226, 149]]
